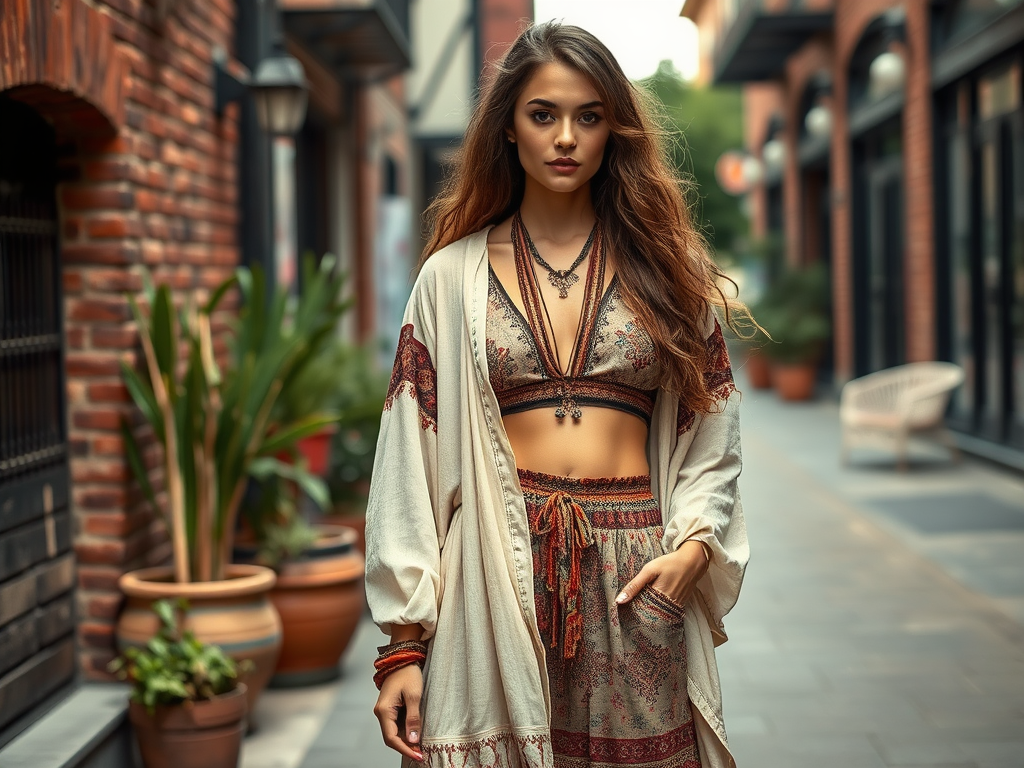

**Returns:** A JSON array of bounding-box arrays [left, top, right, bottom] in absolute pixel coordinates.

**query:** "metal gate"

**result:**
[[0, 95, 75, 741]]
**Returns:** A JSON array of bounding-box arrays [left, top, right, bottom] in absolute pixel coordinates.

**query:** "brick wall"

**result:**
[[4, 0, 241, 679], [832, 0, 935, 379]]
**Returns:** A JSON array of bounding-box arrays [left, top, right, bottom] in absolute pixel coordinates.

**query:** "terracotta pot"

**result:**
[[318, 510, 366, 557], [296, 425, 338, 476], [117, 565, 281, 717], [265, 524, 365, 687], [772, 362, 817, 401], [744, 348, 773, 389], [129, 684, 247, 768]]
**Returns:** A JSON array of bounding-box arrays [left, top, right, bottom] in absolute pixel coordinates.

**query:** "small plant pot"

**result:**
[[129, 684, 247, 768], [117, 565, 281, 718], [744, 348, 772, 390], [772, 362, 817, 401]]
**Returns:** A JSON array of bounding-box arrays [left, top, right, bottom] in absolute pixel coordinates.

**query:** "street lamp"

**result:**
[[250, 40, 309, 136], [214, 40, 309, 137]]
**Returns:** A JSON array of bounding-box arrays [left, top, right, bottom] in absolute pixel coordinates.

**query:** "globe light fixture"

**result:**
[[804, 104, 833, 139], [762, 138, 785, 171], [869, 50, 906, 98], [741, 155, 764, 186]]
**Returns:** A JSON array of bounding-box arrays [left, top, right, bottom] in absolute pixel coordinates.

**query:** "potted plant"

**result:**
[[758, 263, 831, 401], [116, 256, 347, 711], [110, 598, 250, 768], [731, 234, 785, 389], [234, 338, 383, 687]]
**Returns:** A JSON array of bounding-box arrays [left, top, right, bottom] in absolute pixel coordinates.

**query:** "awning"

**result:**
[[280, 0, 411, 83], [714, 4, 833, 84]]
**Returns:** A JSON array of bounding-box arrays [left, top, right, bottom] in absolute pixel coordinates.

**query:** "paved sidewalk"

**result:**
[[249, 383, 1024, 768]]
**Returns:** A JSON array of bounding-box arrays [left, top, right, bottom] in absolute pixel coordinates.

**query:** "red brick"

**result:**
[[76, 490, 131, 514], [66, 297, 131, 322], [87, 383, 131, 403], [84, 593, 124, 621], [63, 243, 140, 265], [66, 353, 124, 377], [83, 160, 131, 182], [61, 186, 134, 210], [72, 409, 126, 431], [86, 216, 137, 238], [65, 327, 86, 349], [92, 435, 125, 456], [63, 270, 84, 293], [84, 268, 144, 293], [78, 621, 116, 648], [92, 327, 139, 349], [77, 565, 123, 592]]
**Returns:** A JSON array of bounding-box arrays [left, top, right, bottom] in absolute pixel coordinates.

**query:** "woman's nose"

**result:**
[[555, 119, 576, 149]]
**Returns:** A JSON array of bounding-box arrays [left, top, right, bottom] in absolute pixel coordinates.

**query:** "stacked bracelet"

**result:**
[[373, 640, 428, 690]]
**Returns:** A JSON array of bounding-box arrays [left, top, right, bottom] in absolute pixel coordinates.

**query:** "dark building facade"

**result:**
[[685, 0, 1024, 467]]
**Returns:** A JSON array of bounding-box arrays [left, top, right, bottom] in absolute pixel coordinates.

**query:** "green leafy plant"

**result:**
[[326, 343, 390, 509], [120, 256, 348, 583], [757, 263, 831, 364], [109, 598, 248, 713]]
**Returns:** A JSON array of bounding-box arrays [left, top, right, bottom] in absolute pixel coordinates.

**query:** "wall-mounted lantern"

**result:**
[[869, 51, 906, 97], [214, 40, 309, 137], [804, 104, 833, 139], [867, 8, 907, 99]]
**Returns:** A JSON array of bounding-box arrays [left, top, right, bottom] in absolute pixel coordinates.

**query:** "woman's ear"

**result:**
[[505, 129, 516, 144]]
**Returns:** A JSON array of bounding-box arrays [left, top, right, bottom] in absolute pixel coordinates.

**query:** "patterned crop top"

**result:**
[[485, 217, 663, 425]]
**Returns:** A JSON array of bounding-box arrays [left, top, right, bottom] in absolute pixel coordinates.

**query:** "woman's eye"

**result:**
[[531, 111, 553, 123], [579, 113, 601, 125]]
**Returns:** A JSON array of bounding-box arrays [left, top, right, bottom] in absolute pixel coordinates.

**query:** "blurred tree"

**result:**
[[638, 60, 747, 260]]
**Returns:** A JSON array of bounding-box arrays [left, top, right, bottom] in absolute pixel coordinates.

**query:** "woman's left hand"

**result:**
[[615, 539, 710, 608]]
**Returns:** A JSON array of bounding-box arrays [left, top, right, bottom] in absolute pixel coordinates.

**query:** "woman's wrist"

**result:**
[[390, 624, 425, 644], [679, 538, 712, 576]]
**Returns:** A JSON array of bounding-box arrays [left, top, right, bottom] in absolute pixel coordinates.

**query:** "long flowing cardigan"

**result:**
[[365, 228, 749, 768]]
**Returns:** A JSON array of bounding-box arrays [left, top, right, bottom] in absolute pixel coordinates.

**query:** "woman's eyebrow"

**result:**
[[525, 98, 604, 110]]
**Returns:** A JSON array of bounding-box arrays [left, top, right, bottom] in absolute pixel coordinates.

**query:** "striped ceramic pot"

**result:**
[[116, 564, 282, 718]]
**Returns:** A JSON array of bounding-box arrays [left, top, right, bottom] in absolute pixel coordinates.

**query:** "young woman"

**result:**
[[366, 22, 748, 768]]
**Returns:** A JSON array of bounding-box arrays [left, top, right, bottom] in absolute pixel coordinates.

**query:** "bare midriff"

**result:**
[[503, 406, 650, 478]]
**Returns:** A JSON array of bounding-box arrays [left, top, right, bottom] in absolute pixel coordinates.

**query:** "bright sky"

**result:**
[[532, 0, 699, 81]]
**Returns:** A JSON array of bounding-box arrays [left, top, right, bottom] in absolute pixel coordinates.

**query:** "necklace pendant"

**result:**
[[548, 270, 579, 299], [556, 392, 581, 420]]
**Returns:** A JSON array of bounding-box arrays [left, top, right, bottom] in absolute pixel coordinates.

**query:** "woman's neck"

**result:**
[[518, 179, 596, 245]]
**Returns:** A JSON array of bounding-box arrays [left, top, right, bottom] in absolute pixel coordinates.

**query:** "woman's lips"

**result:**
[[547, 159, 580, 174]]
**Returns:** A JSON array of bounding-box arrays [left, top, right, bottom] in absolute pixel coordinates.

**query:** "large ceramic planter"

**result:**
[[772, 362, 817, 401], [117, 565, 281, 717], [129, 684, 247, 768], [236, 524, 365, 687], [744, 348, 772, 390]]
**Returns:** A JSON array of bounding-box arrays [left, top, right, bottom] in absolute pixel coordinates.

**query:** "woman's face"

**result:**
[[507, 61, 611, 196]]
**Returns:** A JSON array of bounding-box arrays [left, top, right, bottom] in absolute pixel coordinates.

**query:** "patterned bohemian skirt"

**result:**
[[518, 469, 702, 768]]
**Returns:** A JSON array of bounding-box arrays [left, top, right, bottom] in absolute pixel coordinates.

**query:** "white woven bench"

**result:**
[[839, 362, 965, 471]]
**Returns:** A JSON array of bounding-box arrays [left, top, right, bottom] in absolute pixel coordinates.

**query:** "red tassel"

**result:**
[[530, 491, 595, 659]]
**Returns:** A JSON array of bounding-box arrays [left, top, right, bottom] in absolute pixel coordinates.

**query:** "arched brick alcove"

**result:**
[[0, 0, 128, 137]]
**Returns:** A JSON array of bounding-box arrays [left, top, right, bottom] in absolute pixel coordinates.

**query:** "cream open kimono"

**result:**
[[365, 228, 749, 768]]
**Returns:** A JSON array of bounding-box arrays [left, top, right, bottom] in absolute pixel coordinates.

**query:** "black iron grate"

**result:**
[[0, 195, 66, 481]]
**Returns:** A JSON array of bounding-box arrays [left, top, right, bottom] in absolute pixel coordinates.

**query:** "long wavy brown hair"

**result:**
[[422, 22, 743, 413]]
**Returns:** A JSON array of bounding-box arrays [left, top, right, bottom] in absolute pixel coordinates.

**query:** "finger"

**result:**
[[615, 564, 656, 605], [375, 698, 424, 763], [404, 690, 422, 746]]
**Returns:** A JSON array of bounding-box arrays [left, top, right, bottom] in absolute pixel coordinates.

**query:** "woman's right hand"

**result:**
[[374, 663, 425, 763]]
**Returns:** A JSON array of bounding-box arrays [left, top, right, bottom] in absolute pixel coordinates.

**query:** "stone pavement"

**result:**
[[242, 381, 1024, 768]]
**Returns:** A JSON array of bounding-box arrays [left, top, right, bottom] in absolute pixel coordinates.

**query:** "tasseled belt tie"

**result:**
[[530, 490, 595, 660]]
